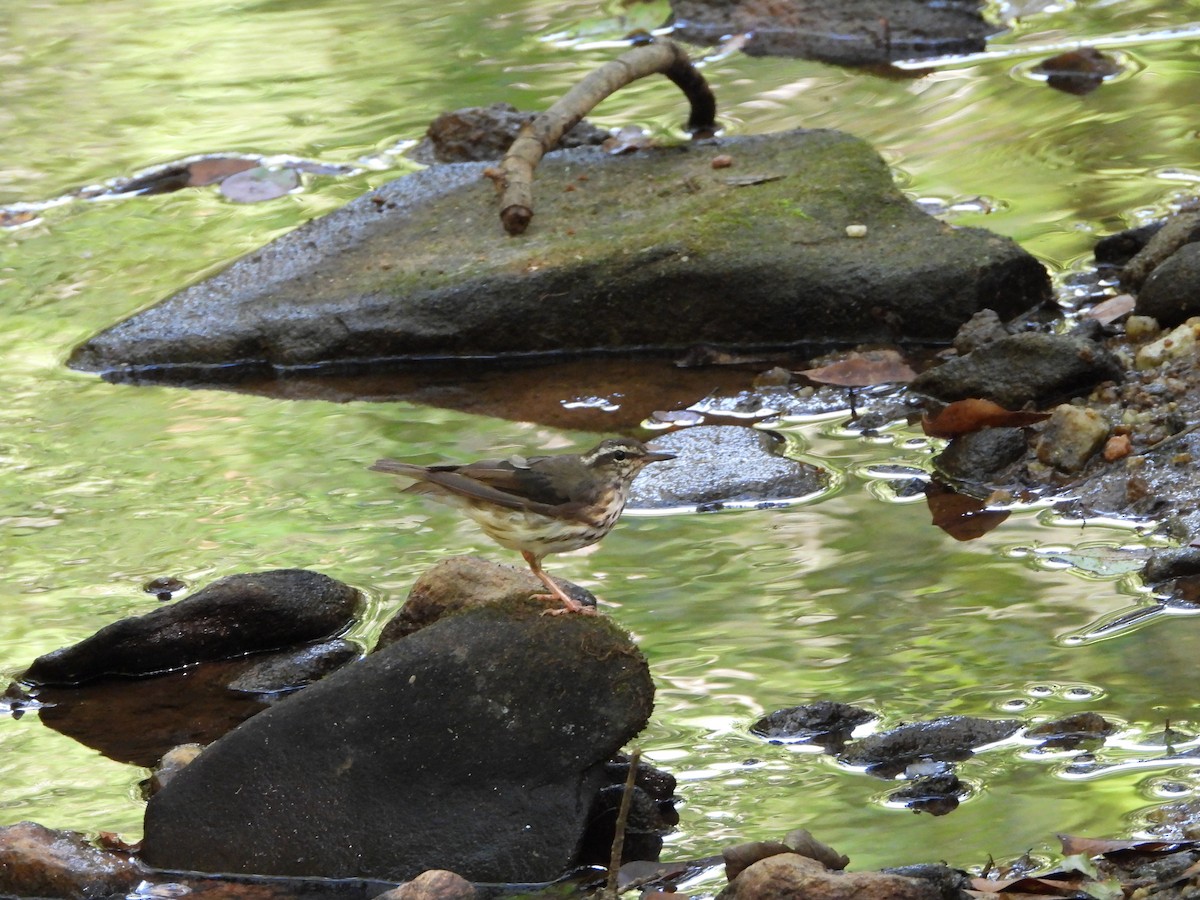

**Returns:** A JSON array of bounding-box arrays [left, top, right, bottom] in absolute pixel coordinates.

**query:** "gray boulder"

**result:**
[[69, 129, 1049, 382], [140, 602, 654, 882]]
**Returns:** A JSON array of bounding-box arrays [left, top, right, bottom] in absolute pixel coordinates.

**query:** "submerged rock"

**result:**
[[69, 129, 1049, 382], [627, 425, 826, 510], [22, 569, 362, 685], [141, 602, 655, 883], [750, 701, 877, 753], [838, 715, 1021, 778]]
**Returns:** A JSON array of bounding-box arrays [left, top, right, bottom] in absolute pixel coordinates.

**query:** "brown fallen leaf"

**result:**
[[799, 349, 916, 387], [1058, 834, 1198, 857], [1085, 293, 1135, 325], [923, 399, 1050, 438], [925, 481, 1010, 542], [969, 874, 1091, 895]]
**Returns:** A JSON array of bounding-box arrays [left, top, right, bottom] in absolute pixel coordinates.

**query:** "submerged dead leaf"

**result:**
[[799, 349, 916, 387], [925, 481, 1010, 542], [923, 399, 1050, 438]]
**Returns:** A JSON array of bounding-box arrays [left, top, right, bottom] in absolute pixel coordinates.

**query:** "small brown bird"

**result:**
[[370, 438, 674, 614]]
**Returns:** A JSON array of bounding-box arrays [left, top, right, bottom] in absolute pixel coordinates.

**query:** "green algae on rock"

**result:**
[[69, 129, 1049, 383]]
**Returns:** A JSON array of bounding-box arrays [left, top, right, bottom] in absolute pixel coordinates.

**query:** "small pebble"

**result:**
[[845, 224, 868, 238], [711, 154, 734, 169]]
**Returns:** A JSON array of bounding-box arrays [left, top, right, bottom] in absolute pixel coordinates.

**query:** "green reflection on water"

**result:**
[[2, 0, 1200, 876]]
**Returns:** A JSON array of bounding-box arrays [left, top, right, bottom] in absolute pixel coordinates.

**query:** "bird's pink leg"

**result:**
[[522, 551, 595, 615]]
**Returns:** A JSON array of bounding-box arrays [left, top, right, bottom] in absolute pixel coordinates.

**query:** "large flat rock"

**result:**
[[70, 129, 1049, 381]]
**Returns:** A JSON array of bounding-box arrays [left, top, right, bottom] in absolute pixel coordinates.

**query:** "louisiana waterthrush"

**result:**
[[370, 438, 674, 614]]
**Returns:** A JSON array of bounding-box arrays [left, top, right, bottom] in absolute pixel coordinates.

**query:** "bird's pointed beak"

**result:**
[[644, 450, 676, 463]]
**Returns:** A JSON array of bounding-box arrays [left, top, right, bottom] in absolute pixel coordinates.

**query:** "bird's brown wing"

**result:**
[[371, 457, 588, 520]]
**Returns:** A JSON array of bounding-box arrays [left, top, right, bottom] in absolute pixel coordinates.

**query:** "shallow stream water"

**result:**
[[3, 0, 1200, 886]]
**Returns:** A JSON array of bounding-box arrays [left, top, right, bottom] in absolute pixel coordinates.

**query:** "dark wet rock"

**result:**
[[952, 308, 1010, 355], [1095, 223, 1163, 266], [888, 772, 965, 816], [1121, 209, 1200, 291], [881, 864, 972, 900], [1035, 404, 1111, 473], [1136, 243, 1200, 327], [1026, 712, 1114, 751], [22, 569, 362, 685], [1031, 48, 1121, 96], [933, 427, 1028, 482], [68, 130, 1049, 382], [226, 638, 361, 694], [909, 332, 1123, 408], [627, 425, 825, 510], [670, 0, 999, 66], [750, 701, 877, 752], [141, 602, 654, 882], [377, 869, 478, 900], [718, 853, 945, 900], [375, 555, 595, 649], [410, 103, 609, 164], [1143, 547, 1200, 584], [580, 780, 678, 867], [0, 822, 148, 900], [838, 715, 1021, 778]]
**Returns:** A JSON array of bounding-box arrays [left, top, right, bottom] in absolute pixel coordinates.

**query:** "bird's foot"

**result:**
[[539, 595, 598, 616]]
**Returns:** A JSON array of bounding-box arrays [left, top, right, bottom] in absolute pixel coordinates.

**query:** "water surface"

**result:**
[[3, 0, 1200, 882]]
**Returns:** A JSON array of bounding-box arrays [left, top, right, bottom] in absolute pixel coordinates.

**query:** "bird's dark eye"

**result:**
[[612, 450, 627, 461]]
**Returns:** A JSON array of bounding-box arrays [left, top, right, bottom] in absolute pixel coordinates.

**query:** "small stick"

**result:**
[[493, 40, 717, 236], [606, 746, 642, 898]]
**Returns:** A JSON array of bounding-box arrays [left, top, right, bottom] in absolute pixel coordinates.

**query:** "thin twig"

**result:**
[[606, 747, 641, 898], [492, 40, 717, 236]]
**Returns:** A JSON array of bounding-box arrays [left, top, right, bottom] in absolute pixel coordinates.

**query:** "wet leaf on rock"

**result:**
[[798, 349, 916, 387], [219, 166, 301, 203], [923, 398, 1050, 438], [1085, 293, 1136, 325]]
